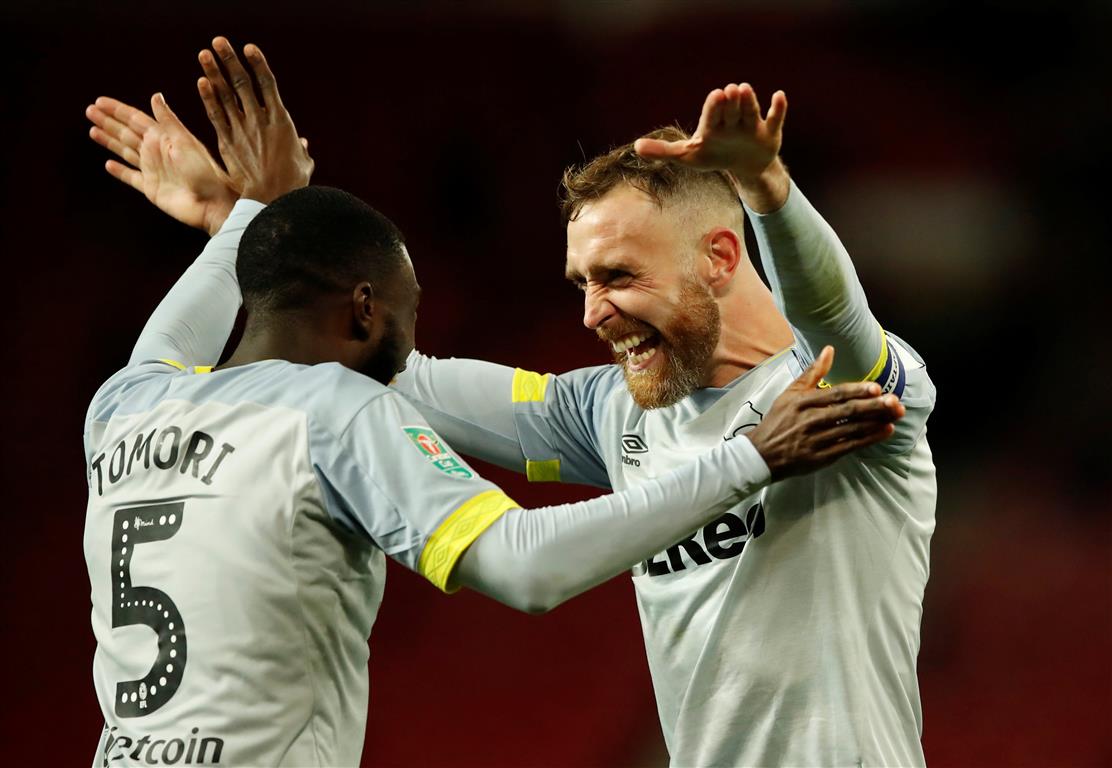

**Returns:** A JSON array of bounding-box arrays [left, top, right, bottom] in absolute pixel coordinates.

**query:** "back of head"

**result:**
[[560, 126, 743, 232], [238, 186, 407, 318]]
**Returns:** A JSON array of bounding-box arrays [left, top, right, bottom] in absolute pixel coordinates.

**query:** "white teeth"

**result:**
[[612, 333, 647, 353], [628, 346, 657, 366]]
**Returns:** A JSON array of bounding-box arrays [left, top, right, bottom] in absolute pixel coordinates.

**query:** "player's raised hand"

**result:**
[[86, 95, 238, 236], [634, 83, 789, 211], [197, 37, 313, 205], [747, 346, 904, 480]]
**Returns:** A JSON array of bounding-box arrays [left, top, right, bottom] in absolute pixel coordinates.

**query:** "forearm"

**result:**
[[746, 179, 883, 384], [394, 351, 526, 472], [128, 199, 265, 367], [455, 436, 769, 613]]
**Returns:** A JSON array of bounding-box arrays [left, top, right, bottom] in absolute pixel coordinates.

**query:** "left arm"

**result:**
[[744, 178, 896, 393]]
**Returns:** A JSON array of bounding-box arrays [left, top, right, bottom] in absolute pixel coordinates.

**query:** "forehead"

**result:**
[[565, 185, 682, 279]]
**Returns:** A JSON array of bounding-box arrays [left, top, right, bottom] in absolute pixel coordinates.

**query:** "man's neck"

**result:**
[[703, 278, 793, 388], [219, 317, 344, 371]]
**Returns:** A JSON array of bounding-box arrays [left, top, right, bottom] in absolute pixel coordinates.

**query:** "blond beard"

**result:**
[[613, 278, 720, 410]]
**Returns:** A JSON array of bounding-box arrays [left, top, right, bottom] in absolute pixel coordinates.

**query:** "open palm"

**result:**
[[635, 83, 787, 183], [87, 94, 237, 235]]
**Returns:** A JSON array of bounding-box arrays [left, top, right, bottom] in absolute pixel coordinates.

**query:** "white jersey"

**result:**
[[395, 181, 937, 766], [525, 338, 933, 767], [83, 359, 515, 767]]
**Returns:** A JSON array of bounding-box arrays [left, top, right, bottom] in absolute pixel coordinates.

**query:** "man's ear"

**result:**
[[703, 227, 744, 293], [352, 282, 374, 340]]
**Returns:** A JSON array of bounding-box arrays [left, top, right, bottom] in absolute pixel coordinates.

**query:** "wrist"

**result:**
[[203, 196, 237, 237], [730, 157, 790, 214]]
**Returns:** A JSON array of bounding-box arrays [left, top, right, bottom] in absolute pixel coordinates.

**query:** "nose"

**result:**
[[582, 284, 616, 330]]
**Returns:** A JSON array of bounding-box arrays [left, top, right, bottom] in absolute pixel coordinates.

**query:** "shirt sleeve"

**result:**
[[394, 351, 619, 489], [128, 199, 265, 369], [312, 386, 773, 610], [310, 390, 519, 592], [746, 180, 905, 397], [85, 202, 266, 462]]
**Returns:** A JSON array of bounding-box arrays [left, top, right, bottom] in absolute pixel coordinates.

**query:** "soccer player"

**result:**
[[83, 41, 904, 766], [396, 87, 939, 766]]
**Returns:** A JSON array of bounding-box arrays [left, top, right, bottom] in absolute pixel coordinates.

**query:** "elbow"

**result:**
[[497, 567, 566, 615], [506, 578, 563, 615]]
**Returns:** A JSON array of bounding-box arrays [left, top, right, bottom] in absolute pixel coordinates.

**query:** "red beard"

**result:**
[[599, 278, 720, 409]]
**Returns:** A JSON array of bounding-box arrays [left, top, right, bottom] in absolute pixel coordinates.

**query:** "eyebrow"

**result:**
[[565, 259, 637, 284]]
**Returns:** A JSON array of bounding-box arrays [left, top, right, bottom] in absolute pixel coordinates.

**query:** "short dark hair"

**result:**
[[560, 125, 739, 223], [238, 186, 407, 315]]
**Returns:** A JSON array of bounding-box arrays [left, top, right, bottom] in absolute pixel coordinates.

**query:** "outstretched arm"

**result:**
[[86, 37, 312, 368], [636, 84, 898, 393], [453, 348, 904, 612]]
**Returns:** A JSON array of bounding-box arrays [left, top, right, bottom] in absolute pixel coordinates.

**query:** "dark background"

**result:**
[[3, 1, 1110, 765]]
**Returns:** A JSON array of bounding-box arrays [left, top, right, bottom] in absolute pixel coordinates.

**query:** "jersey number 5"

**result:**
[[111, 502, 188, 718]]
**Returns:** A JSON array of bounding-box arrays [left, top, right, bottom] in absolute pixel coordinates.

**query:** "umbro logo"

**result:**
[[622, 434, 648, 453], [621, 434, 648, 468]]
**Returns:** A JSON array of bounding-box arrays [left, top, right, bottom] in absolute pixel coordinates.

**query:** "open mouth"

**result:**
[[610, 331, 660, 371]]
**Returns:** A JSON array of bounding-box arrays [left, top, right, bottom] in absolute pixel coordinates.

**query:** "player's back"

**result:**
[[83, 360, 387, 767]]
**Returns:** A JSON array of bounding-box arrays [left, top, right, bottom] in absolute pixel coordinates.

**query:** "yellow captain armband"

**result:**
[[862, 326, 906, 398], [159, 359, 186, 370], [511, 368, 550, 403], [418, 489, 520, 593]]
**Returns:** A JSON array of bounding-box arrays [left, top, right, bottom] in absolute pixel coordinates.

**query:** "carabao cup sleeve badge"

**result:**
[[401, 426, 474, 479]]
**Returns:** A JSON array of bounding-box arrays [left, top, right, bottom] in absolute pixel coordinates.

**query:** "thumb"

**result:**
[[792, 345, 834, 390], [151, 92, 184, 130], [766, 90, 788, 134], [634, 137, 690, 160]]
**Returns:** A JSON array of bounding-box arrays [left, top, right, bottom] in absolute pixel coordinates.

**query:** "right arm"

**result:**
[[85, 38, 313, 369], [454, 346, 902, 612]]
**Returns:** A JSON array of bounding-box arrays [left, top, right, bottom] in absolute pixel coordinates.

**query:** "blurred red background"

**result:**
[[2, 2, 1109, 766]]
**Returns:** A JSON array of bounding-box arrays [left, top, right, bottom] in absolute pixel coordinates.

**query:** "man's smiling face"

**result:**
[[566, 184, 721, 409]]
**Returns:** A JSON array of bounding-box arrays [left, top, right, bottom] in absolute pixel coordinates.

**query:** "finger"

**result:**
[[244, 43, 283, 112], [721, 83, 742, 125], [737, 83, 761, 128], [89, 125, 142, 167], [212, 36, 259, 113], [197, 77, 235, 150], [198, 48, 242, 124], [806, 395, 905, 430], [811, 423, 896, 460], [93, 96, 155, 136], [798, 380, 882, 407], [634, 136, 691, 160], [812, 420, 897, 449], [87, 107, 143, 158], [104, 159, 143, 192], [791, 346, 834, 390], [150, 92, 188, 134], [695, 88, 727, 136], [766, 90, 788, 134]]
